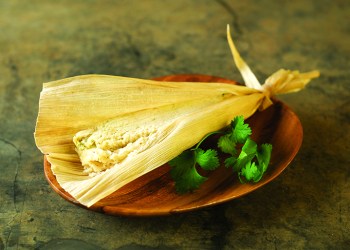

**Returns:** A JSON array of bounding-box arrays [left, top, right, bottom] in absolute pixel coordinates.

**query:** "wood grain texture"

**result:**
[[43, 74, 303, 216]]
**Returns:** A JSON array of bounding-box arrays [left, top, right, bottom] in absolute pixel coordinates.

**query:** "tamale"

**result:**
[[34, 25, 319, 207]]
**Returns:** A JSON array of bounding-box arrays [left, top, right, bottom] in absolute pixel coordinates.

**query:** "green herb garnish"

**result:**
[[169, 116, 272, 193]]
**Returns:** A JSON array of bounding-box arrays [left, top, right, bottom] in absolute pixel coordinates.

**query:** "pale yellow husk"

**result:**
[[34, 25, 319, 207]]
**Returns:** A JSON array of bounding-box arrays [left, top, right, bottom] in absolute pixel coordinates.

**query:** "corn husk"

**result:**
[[34, 25, 319, 207]]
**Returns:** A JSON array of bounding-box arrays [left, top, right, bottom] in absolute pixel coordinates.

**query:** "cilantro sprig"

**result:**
[[169, 116, 272, 193], [169, 133, 221, 193]]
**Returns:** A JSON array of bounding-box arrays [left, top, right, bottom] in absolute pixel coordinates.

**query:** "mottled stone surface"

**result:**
[[0, 0, 349, 249]]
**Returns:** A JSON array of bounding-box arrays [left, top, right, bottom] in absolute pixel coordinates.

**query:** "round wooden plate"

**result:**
[[43, 74, 303, 216]]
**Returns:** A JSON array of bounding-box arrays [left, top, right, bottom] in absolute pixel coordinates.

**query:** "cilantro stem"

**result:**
[[194, 131, 224, 150]]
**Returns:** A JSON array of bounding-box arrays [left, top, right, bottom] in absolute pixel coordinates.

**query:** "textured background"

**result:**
[[0, 0, 349, 249]]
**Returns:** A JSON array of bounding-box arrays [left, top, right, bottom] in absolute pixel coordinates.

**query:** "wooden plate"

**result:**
[[43, 74, 303, 216]]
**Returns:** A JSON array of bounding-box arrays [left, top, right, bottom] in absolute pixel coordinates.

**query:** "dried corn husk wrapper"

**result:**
[[34, 25, 319, 207]]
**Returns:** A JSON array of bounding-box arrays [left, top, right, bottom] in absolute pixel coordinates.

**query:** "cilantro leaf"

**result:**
[[237, 142, 272, 183], [230, 116, 252, 144], [233, 138, 257, 172], [224, 156, 236, 168], [239, 162, 260, 182], [256, 143, 272, 174], [218, 134, 237, 155], [169, 151, 207, 193], [195, 149, 220, 171]]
